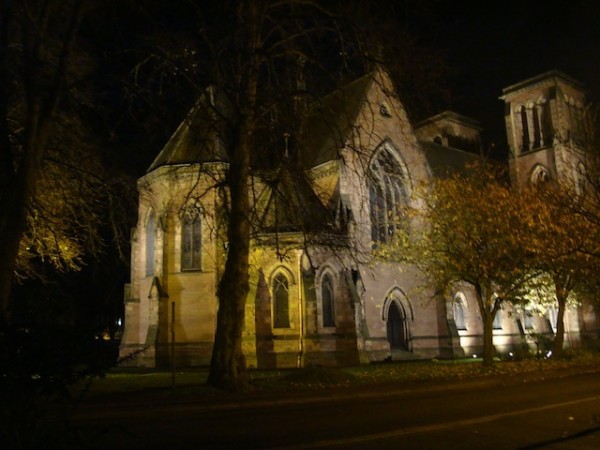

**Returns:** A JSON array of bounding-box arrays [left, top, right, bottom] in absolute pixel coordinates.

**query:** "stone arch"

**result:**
[[382, 287, 414, 321], [382, 288, 413, 351], [268, 265, 296, 287], [369, 140, 412, 192], [530, 164, 550, 185]]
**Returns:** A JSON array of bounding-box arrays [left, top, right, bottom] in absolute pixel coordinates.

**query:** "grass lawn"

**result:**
[[83, 351, 600, 400]]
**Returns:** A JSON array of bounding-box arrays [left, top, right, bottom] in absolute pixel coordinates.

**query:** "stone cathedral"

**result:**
[[119, 69, 599, 369]]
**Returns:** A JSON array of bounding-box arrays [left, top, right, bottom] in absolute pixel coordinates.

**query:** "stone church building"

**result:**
[[119, 69, 599, 368]]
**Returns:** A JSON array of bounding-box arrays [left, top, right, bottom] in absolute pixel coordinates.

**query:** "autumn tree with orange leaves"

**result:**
[[380, 161, 546, 365], [521, 178, 600, 357]]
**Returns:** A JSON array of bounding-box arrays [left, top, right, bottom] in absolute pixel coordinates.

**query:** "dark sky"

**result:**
[[113, 0, 600, 168], [422, 0, 600, 153]]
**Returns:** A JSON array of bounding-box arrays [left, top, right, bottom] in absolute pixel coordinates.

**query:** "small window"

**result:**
[[524, 310, 534, 330], [273, 273, 290, 328], [146, 210, 155, 276], [493, 311, 502, 330], [380, 103, 391, 117], [181, 213, 202, 271], [453, 294, 467, 330], [322, 274, 335, 327]]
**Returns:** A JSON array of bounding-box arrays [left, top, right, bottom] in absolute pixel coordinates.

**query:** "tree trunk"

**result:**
[[207, 132, 253, 392], [551, 274, 573, 359], [552, 289, 568, 358], [0, 179, 32, 323], [0, 99, 53, 321], [207, 116, 254, 392], [474, 282, 495, 366], [207, 0, 259, 391], [0, 124, 52, 322], [482, 310, 495, 366]]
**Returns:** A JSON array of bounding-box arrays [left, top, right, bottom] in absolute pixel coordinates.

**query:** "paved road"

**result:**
[[71, 372, 600, 449]]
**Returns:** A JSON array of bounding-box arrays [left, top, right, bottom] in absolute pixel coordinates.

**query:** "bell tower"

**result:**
[[500, 71, 587, 188]]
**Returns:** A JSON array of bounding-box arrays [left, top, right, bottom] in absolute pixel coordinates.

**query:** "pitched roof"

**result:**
[[254, 164, 335, 233], [298, 73, 374, 168], [148, 94, 230, 172], [148, 72, 377, 173]]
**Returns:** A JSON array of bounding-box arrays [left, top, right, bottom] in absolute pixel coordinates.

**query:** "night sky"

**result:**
[[108, 0, 600, 171], [424, 0, 600, 154]]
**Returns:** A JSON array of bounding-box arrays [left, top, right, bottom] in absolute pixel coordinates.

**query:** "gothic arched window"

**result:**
[[368, 145, 409, 243], [181, 212, 202, 271], [530, 164, 550, 185], [493, 311, 503, 330], [273, 273, 290, 328], [453, 293, 467, 330], [524, 310, 534, 330], [321, 273, 335, 327], [146, 209, 155, 276]]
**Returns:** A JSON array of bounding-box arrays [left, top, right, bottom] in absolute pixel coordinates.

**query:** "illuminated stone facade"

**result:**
[[502, 71, 598, 348], [119, 70, 598, 368]]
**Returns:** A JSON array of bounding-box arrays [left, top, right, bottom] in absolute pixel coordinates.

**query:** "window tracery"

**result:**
[[273, 273, 290, 328], [368, 144, 409, 243], [181, 211, 202, 271], [321, 273, 335, 327]]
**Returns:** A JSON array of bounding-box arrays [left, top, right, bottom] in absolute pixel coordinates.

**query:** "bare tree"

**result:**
[[0, 0, 133, 324], [126, 0, 449, 390], [0, 0, 89, 322]]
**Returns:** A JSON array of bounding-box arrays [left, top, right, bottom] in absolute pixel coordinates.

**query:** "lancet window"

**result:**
[[453, 293, 467, 330], [181, 212, 202, 271], [321, 273, 335, 327], [273, 273, 290, 328], [368, 145, 409, 244], [516, 100, 552, 153], [146, 209, 155, 276]]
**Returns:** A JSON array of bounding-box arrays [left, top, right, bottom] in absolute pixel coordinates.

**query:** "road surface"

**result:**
[[71, 371, 600, 449]]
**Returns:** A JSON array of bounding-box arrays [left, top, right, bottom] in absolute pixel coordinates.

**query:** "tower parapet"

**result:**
[[415, 111, 483, 154], [500, 70, 587, 187]]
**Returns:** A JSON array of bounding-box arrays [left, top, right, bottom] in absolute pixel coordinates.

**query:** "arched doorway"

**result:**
[[387, 301, 408, 350]]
